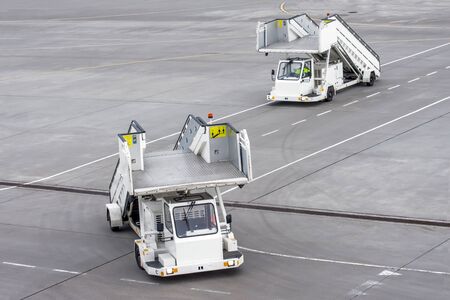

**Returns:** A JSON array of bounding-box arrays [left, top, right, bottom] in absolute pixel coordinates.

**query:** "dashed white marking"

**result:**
[[317, 110, 332, 116], [239, 246, 450, 276], [3, 262, 36, 268], [291, 119, 306, 125], [261, 129, 279, 137], [342, 100, 359, 107], [348, 289, 367, 297], [222, 96, 450, 197], [224, 95, 450, 188], [388, 84, 400, 90], [52, 269, 80, 275], [379, 270, 401, 276], [348, 280, 382, 297], [190, 287, 231, 295], [381, 42, 450, 66], [446, 66, 450, 69], [366, 92, 380, 98], [120, 278, 159, 285], [408, 77, 421, 83], [426, 71, 437, 76]]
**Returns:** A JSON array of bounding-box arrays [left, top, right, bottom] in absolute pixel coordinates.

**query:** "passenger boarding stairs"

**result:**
[[256, 14, 380, 78], [326, 14, 380, 78]]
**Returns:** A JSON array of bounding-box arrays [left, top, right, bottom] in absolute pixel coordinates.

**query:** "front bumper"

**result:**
[[267, 93, 324, 102], [143, 251, 244, 277]]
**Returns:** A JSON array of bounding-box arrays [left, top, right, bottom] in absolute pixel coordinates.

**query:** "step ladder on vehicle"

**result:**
[[257, 14, 381, 102]]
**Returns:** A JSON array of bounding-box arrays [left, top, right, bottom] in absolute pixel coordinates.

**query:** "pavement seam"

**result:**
[[20, 250, 133, 300]]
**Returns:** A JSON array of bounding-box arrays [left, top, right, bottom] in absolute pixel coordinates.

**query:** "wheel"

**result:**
[[107, 210, 120, 232], [367, 72, 375, 86], [135, 243, 144, 270], [325, 86, 335, 102]]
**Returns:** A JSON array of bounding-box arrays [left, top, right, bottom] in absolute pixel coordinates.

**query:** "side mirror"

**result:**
[[271, 69, 275, 81], [226, 214, 232, 224], [156, 223, 164, 232]]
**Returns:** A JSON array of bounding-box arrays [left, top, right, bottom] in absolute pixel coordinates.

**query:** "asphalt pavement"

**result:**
[[0, 0, 449, 299]]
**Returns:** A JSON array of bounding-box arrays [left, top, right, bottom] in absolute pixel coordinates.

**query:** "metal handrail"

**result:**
[[108, 159, 120, 202], [173, 115, 240, 150], [330, 14, 380, 61]]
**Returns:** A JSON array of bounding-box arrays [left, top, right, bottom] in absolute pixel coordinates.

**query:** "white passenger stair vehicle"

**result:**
[[107, 115, 252, 277], [257, 14, 381, 102]]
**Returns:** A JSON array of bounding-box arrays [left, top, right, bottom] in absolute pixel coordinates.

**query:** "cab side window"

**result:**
[[164, 204, 173, 233], [303, 61, 312, 78]]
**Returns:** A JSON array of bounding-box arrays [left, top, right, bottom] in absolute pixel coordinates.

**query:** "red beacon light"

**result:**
[[207, 113, 214, 119]]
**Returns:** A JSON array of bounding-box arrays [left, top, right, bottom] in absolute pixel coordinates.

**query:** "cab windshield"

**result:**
[[173, 203, 218, 238], [278, 61, 303, 80]]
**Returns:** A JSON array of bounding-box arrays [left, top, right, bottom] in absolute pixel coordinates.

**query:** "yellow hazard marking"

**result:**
[[277, 20, 283, 28], [122, 134, 134, 147], [210, 125, 227, 139]]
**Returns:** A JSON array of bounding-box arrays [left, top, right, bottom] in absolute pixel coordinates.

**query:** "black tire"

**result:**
[[135, 243, 144, 270], [107, 210, 120, 232], [367, 72, 375, 86], [325, 86, 335, 102]]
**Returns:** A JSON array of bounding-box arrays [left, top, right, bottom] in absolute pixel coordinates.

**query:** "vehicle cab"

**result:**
[[268, 58, 314, 102], [135, 192, 243, 277]]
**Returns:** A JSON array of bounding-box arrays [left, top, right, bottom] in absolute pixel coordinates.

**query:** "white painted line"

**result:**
[[408, 77, 421, 83], [379, 270, 401, 276], [190, 287, 231, 295], [261, 129, 279, 137], [342, 100, 359, 107], [366, 92, 380, 98], [3, 262, 36, 268], [213, 102, 271, 123], [446, 66, 450, 69], [239, 246, 393, 269], [388, 84, 400, 90], [291, 119, 307, 126], [381, 42, 450, 66], [426, 71, 437, 76], [52, 269, 80, 275], [317, 110, 332, 116], [120, 278, 159, 285], [0, 152, 119, 191], [239, 246, 450, 276], [401, 267, 450, 276]]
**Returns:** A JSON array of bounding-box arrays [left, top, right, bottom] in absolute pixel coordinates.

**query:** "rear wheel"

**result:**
[[325, 86, 335, 102], [107, 210, 120, 232], [367, 72, 375, 86], [135, 243, 144, 270]]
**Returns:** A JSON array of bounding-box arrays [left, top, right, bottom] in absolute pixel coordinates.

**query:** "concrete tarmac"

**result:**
[[0, 0, 449, 299]]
